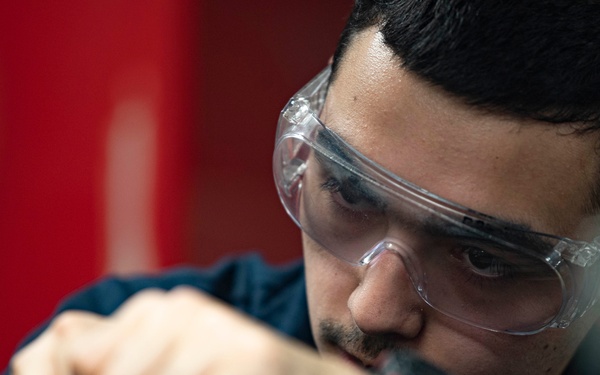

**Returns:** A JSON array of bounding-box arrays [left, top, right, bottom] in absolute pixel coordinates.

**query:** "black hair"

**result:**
[[331, 0, 600, 130]]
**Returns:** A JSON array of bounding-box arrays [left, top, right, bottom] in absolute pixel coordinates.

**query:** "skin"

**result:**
[[304, 27, 600, 375]]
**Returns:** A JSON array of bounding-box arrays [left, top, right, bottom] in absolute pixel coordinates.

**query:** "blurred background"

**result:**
[[0, 1, 351, 366]]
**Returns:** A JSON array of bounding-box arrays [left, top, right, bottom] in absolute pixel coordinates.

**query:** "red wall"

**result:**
[[192, 1, 352, 265], [0, 0, 350, 367]]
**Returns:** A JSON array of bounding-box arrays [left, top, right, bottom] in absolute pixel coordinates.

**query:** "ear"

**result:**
[[328, 55, 334, 65]]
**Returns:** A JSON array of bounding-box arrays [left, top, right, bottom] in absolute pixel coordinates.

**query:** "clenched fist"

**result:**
[[10, 287, 366, 375]]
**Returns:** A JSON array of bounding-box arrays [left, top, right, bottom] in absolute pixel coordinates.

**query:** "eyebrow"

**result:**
[[315, 126, 355, 165], [422, 217, 555, 253]]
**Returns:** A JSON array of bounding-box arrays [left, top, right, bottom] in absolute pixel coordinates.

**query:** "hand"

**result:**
[[10, 287, 367, 375]]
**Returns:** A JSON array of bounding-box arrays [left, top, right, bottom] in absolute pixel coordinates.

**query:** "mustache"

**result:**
[[319, 319, 404, 361]]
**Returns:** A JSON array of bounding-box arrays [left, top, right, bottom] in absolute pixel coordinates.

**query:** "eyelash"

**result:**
[[322, 175, 353, 196], [450, 244, 518, 286], [320, 177, 367, 217], [322, 173, 383, 204]]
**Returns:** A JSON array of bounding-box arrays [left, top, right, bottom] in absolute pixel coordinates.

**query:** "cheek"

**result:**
[[302, 235, 359, 328]]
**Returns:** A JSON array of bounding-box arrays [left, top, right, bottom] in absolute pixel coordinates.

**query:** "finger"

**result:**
[[11, 327, 61, 375], [11, 311, 105, 375], [68, 289, 170, 374], [94, 289, 199, 375], [103, 287, 235, 375], [157, 289, 281, 375]]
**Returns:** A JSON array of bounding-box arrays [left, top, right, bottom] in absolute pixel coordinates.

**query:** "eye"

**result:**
[[462, 247, 513, 278], [331, 179, 359, 205], [322, 175, 385, 208], [322, 177, 367, 208]]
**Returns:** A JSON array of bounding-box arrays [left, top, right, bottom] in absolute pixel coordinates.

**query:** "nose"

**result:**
[[348, 249, 425, 339]]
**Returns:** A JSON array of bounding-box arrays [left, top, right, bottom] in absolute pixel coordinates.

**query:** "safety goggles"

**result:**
[[273, 66, 600, 335]]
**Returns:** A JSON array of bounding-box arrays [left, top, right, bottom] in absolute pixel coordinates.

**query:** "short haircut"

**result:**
[[332, 0, 600, 130]]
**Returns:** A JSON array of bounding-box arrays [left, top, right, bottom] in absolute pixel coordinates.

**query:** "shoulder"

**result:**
[[65, 253, 306, 316]]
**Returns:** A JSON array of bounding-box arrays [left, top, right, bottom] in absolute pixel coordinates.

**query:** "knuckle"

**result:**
[[167, 290, 208, 319], [168, 286, 206, 306], [129, 287, 167, 303], [49, 310, 87, 337], [116, 288, 167, 313], [169, 285, 201, 299]]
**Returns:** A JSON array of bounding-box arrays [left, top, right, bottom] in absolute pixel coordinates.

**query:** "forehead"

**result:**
[[322, 28, 599, 237]]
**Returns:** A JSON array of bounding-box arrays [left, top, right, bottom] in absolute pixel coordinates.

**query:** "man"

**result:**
[[7, 1, 600, 374]]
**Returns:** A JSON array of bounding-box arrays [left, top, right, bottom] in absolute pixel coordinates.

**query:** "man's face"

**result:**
[[302, 27, 600, 375]]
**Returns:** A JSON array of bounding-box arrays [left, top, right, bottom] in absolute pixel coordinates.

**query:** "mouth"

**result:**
[[339, 349, 369, 369], [335, 346, 380, 370]]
